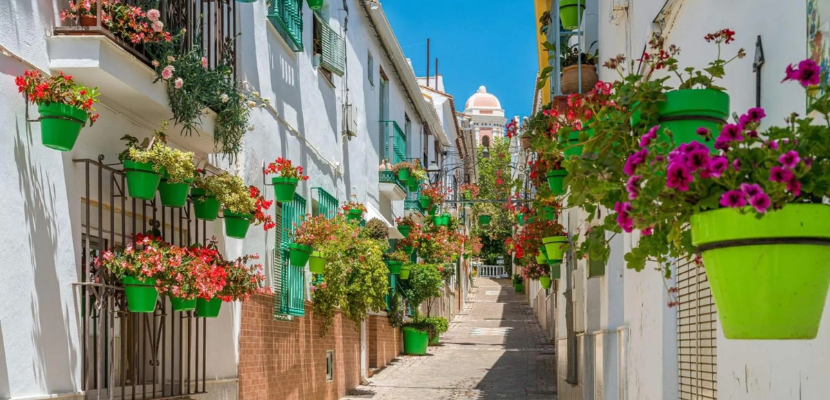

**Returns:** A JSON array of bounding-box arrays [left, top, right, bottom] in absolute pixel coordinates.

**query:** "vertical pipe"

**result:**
[[435, 58, 439, 90], [96, 160, 103, 393], [426, 38, 430, 86], [83, 161, 90, 390]]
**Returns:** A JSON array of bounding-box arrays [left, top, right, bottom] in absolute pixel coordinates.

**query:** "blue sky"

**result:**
[[382, 0, 538, 119]]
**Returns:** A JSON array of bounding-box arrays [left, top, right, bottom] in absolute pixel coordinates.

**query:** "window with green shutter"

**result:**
[[313, 187, 338, 219], [313, 12, 345, 76], [268, 0, 303, 52], [274, 193, 307, 317]]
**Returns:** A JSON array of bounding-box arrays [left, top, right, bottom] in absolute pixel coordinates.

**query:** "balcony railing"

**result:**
[[379, 170, 406, 192], [55, 0, 238, 78]]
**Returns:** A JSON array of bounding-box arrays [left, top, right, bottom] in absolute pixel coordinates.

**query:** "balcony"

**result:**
[[48, 0, 239, 155], [404, 199, 425, 223], [379, 171, 407, 201]]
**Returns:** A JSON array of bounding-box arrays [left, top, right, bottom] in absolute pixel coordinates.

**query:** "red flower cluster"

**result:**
[[704, 28, 736, 44], [505, 119, 519, 139], [16, 70, 101, 124], [250, 186, 276, 231], [265, 157, 310, 181]]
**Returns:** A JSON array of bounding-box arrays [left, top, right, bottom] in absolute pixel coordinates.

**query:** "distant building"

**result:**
[[463, 86, 506, 148]]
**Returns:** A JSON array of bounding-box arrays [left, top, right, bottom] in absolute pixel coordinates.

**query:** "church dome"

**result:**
[[465, 86, 501, 110]]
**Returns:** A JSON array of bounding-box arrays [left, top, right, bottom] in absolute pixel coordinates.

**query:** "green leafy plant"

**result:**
[[401, 263, 443, 317], [387, 291, 405, 328], [16, 70, 100, 124], [119, 121, 196, 183], [193, 172, 274, 229], [361, 218, 389, 241], [410, 159, 428, 181]]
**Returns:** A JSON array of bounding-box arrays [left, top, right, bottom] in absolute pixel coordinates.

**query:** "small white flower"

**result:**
[[220, 93, 229, 103], [248, 101, 257, 108], [263, 97, 271, 104]]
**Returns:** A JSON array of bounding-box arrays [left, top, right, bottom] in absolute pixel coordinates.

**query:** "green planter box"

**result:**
[[403, 327, 429, 355]]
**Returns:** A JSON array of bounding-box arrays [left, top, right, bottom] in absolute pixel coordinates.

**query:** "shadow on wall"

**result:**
[[0, 324, 10, 398], [14, 120, 79, 394]]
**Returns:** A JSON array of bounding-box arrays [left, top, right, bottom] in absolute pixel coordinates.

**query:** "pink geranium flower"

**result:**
[[147, 9, 160, 22], [720, 190, 746, 208]]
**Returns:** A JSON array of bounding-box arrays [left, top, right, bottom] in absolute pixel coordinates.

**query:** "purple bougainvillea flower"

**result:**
[[623, 148, 649, 176], [709, 156, 728, 178], [666, 163, 693, 192], [614, 202, 634, 233], [783, 59, 821, 87], [719, 190, 747, 208], [720, 123, 744, 142], [769, 166, 794, 183], [626, 175, 642, 200], [639, 125, 659, 148], [714, 137, 731, 151], [749, 192, 771, 213], [787, 176, 802, 197], [779, 150, 801, 169], [642, 227, 653, 236], [740, 183, 763, 198], [686, 149, 711, 172]]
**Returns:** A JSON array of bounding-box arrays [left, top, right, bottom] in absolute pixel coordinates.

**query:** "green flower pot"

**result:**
[[400, 264, 412, 280], [540, 276, 552, 289], [433, 215, 443, 226], [346, 209, 364, 222], [402, 245, 414, 255], [478, 215, 491, 226], [158, 177, 192, 208], [517, 213, 525, 226], [541, 207, 556, 221], [309, 251, 327, 274], [550, 263, 561, 279], [632, 89, 729, 152], [535, 253, 547, 264], [224, 210, 253, 239], [307, 0, 324, 10], [191, 188, 220, 221], [397, 168, 411, 182], [563, 128, 585, 158], [402, 326, 429, 355], [123, 160, 163, 200], [272, 176, 299, 203], [398, 225, 412, 238], [387, 260, 403, 274], [419, 197, 433, 210], [691, 204, 830, 339], [442, 213, 451, 226], [429, 333, 440, 346], [289, 243, 313, 266], [546, 170, 568, 196], [196, 297, 222, 318], [514, 283, 524, 293], [408, 180, 419, 192], [428, 205, 438, 216], [123, 276, 158, 313], [543, 236, 568, 262], [170, 296, 196, 312], [38, 102, 87, 151], [559, 0, 586, 30]]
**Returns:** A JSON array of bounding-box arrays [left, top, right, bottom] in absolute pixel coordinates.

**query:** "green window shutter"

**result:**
[[278, 193, 307, 316], [392, 121, 406, 165], [314, 13, 345, 76], [385, 273, 396, 311], [268, 0, 304, 52], [368, 52, 374, 85], [313, 187, 338, 219]]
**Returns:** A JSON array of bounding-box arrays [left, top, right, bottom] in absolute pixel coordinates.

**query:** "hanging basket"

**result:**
[[400, 264, 412, 279], [170, 296, 197, 312], [540, 276, 552, 289], [543, 236, 568, 263], [419, 196, 433, 210], [38, 103, 88, 151], [478, 215, 491, 226], [398, 225, 412, 238], [561, 65, 599, 95], [535, 252, 547, 264], [309, 251, 327, 274], [289, 243, 313, 266], [191, 188, 221, 221], [387, 260, 403, 274], [442, 213, 451, 226], [346, 209, 364, 222], [224, 210, 253, 239], [541, 207, 556, 221], [546, 170, 568, 196], [272, 176, 299, 203], [407, 176, 419, 192], [428, 205, 438, 216], [631, 89, 729, 152], [433, 215, 443, 226], [123, 276, 158, 313], [559, 0, 586, 30], [196, 297, 222, 318], [563, 128, 585, 158], [397, 168, 411, 182], [691, 204, 830, 340], [158, 177, 192, 208], [123, 160, 163, 200], [307, 0, 324, 10], [402, 245, 414, 255], [402, 326, 429, 355]]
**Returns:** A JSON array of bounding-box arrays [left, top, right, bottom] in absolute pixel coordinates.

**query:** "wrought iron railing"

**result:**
[[56, 0, 239, 78], [379, 170, 406, 192], [73, 157, 209, 400]]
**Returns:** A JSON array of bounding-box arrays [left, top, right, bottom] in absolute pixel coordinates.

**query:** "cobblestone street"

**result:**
[[342, 277, 557, 400]]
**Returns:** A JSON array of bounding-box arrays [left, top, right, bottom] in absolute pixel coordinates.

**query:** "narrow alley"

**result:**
[[342, 278, 557, 400]]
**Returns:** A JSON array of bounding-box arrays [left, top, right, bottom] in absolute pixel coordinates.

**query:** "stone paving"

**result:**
[[342, 277, 557, 400]]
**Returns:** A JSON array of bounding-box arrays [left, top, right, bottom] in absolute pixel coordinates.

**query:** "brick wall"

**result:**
[[239, 294, 361, 400], [367, 315, 401, 369]]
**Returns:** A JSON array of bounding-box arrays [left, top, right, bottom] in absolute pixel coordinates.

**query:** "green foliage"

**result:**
[[473, 136, 516, 261], [119, 121, 196, 183], [193, 172, 255, 214], [402, 263, 443, 317], [361, 218, 389, 241], [387, 291, 405, 328], [402, 315, 448, 341]]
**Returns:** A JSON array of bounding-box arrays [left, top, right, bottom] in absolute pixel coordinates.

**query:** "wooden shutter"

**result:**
[[314, 13, 345, 76]]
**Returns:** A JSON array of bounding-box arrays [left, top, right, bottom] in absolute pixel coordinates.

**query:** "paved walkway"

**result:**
[[343, 277, 557, 400]]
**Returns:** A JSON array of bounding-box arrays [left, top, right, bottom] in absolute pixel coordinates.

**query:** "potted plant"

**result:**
[[96, 234, 165, 313], [391, 161, 414, 182], [60, 2, 172, 43], [16, 70, 100, 151], [289, 217, 315, 267], [156, 241, 226, 311], [399, 262, 414, 280], [221, 181, 275, 239], [191, 171, 224, 221], [512, 274, 524, 293], [541, 41, 598, 95], [559, 0, 585, 30], [408, 160, 427, 191], [395, 215, 418, 238], [401, 263, 443, 355], [421, 184, 448, 211], [523, 262, 551, 290], [618, 62, 830, 339], [118, 133, 166, 200], [294, 214, 338, 273], [386, 248, 409, 274], [425, 316, 448, 345], [541, 221, 568, 264], [545, 160, 568, 196], [459, 183, 480, 201], [265, 157, 309, 203], [199, 250, 270, 318], [342, 195, 367, 222]]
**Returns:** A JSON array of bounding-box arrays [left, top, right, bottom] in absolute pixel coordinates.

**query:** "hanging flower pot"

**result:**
[[441, 213, 451, 226], [309, 251, 327, 274], [479, 215, 491, 226], [428, 205, 438, 216], [289, 243, 313, 266], [691, 204, 830, 339], [170, 296, 196, 312], [123, 160, 163, 200], [520, 135, 532, 150], [407, 176, 419, 192], [543, 236, 568, 263], [398, 225, 412, 238], [559, 0, 586, 30], [561, 65, 598, 95], [541, 207, 556, 221], [196, 297, 222, 318], [402, 326, 429, 355], [387, 260, 403, 274], [307, 0, 324, 10], [224, 210, 253, 239], [433, 215, 443, 226], [272, 176, 299, 203], [399, 264, 412, 280], [191, 188, 221, 221], [551, 263, 561, 279], [546, 170, 568, 195], [540, 276, 552, 289], [158, 176, 193, 208], [79, 15, 97, 27], [397, 168, 411, 182], [419, 196, 433, 210], [516, 213, 525, 226], [563, 128, 585, 158], [123, 276, 158, 313], [402, 245, 414, 255], [38, 103, 88, 151], [535, 252, 547, 264], [346, 209, 364, 222], [631, 89, 730, 152]]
